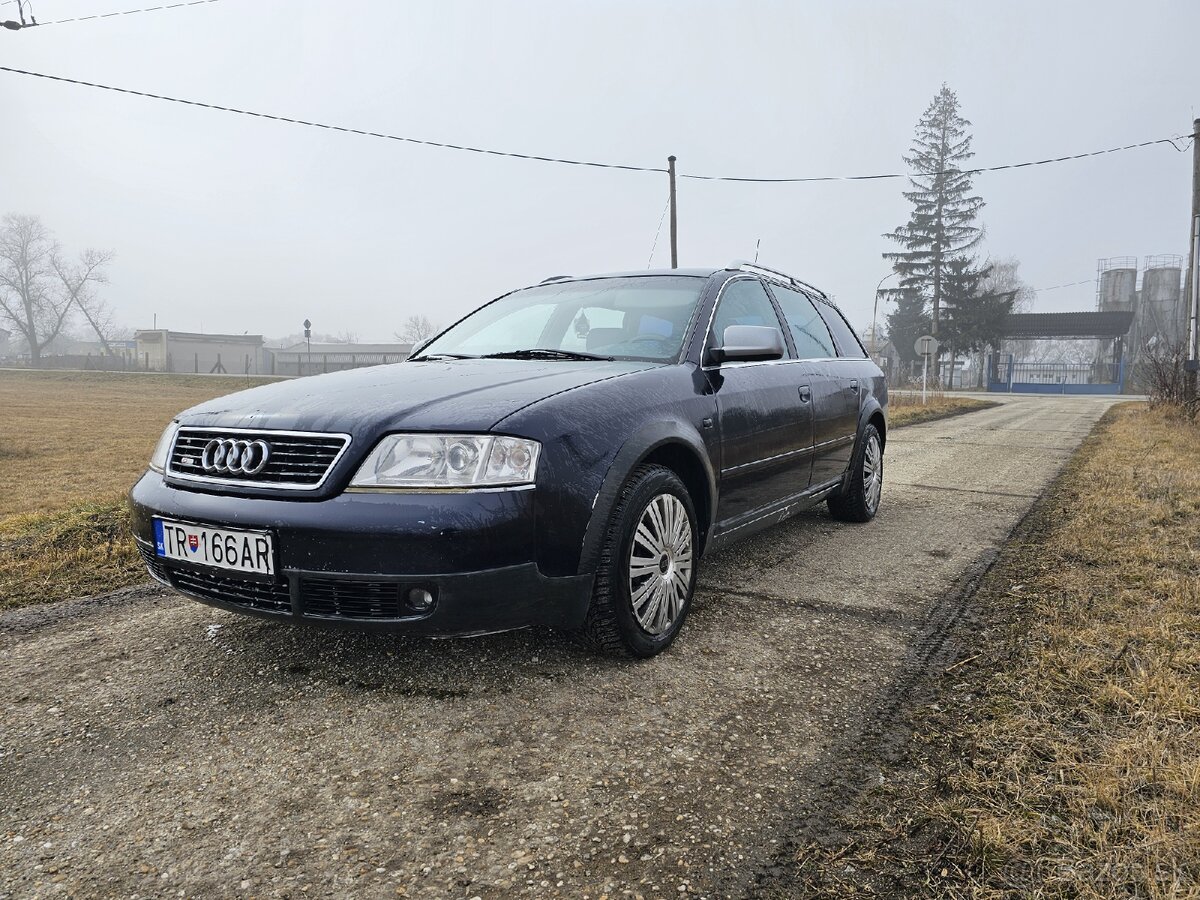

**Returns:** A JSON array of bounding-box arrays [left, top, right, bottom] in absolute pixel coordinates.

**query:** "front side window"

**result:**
[[415, 276, 706, 363], [709, 279, 789, 357], [771, 285, 837, 359]]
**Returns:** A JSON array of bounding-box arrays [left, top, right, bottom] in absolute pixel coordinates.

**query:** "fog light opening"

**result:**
[[406, 587, 435, 613]]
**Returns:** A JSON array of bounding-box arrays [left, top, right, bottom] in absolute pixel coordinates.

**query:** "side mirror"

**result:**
[[708, 325, 785, 365]]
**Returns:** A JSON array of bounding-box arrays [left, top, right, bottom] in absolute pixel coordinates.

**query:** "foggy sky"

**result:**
[[3, 0, 1197, 343]]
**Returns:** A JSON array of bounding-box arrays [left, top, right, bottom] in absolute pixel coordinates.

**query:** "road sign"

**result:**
[[915, 334, 940, 357]]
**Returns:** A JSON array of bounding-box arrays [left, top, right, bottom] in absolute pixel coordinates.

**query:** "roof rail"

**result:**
[[728, 260, 829, 300], [540, 274, 574, 284]]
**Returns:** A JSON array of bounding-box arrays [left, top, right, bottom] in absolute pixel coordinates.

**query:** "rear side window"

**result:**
[[710, 279, 790, 357], [815, 303, 869, 359], [770, 285, 836, 359]]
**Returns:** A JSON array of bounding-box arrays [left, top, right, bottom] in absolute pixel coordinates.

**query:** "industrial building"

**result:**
[[134, 329, 267, 374], [1093, 256, 1188, 386]]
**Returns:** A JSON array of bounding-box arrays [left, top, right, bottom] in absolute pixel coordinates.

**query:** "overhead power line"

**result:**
[[0, 65, 1193, 183], [8, 0, 224, 27], [0, 66, 670, 173], [679, 135, 1192, 183], [1033, 279, 1094, 293]]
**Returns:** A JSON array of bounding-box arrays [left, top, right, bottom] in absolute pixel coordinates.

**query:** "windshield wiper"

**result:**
[[478, 348, 614, 362], [408, 352, 478, 362]]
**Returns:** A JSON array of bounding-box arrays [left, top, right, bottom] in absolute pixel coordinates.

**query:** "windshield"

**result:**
[[413, 276, 707, 363]]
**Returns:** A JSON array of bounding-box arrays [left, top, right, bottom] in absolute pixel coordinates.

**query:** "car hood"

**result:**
[[177, 359, 660, 435]]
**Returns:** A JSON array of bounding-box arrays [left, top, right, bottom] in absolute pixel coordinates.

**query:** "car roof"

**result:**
[[538, 268, 722, 282], [538, 264, 834, 305]]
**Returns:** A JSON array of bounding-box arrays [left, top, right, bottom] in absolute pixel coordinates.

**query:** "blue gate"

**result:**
[[986, 355, 1125, 394]]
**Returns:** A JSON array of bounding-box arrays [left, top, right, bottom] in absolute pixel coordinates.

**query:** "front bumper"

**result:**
[[129, 472, 593, 635]]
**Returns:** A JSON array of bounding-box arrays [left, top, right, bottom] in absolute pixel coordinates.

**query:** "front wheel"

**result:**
[[828, 423, 883, 523], [576, 465, 698, 658]]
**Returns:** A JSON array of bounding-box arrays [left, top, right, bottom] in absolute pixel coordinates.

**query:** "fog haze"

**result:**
[[3, 0, 1196, 341]]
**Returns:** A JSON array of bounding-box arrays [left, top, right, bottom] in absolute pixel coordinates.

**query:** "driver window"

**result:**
[[710, 280, 790, 357]]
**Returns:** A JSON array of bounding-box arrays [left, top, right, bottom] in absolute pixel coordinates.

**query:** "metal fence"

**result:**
[[987, 355, 1125, 394], [274, 352, 409, 377], [2, 353, 146, 372]]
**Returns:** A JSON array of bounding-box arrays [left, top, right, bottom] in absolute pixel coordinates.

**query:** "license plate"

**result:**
[[154, 519, 275, 576]]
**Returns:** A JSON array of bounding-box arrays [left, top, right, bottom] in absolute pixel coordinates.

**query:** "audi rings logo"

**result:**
[[201, 438, 271, 475]]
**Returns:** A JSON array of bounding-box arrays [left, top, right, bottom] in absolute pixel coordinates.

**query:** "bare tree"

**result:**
[[982, 257, 1039, 371], [54, 249, 116, 354], [0, 215, 115, 365], [981, 257, 1036, 312], [0, 215, 73, 366], [395, 314, 437, 345], [1136, 339, 1197, 417]]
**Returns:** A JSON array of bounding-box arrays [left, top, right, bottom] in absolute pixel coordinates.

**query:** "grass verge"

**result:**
[[888, 393, 997, 427], [779, 403, 1200, 898], [0, 496, 138, 611]]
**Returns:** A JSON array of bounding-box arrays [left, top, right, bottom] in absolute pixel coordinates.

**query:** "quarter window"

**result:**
[[770, 285, 837, 359], [710, 280, 789, 357], [815, 304, 869, 359]]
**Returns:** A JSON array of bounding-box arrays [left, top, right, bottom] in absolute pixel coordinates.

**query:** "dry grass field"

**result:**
[[786, 402, 1200, 898], [0, 370, 278, 514], [0, 370, 277, 609]]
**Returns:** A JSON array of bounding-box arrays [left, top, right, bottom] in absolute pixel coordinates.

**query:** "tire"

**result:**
[[576, 464, 699, 658], [828, 423, 883, 523]]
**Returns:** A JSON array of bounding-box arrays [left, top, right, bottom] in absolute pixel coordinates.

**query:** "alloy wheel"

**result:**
[[627, 493, 694, 636], [864, 433, 883, 514]]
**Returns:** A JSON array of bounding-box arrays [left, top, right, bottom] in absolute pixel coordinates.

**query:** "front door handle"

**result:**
[[798, 385, 811, 403]]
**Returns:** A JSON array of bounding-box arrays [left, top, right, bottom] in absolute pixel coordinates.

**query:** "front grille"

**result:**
[[301, 578, 409, 620], [140, 544, 291, 614], [168, 428, 350, 489], [139, 544, 169, 580], [140, 545, 428, 622], [171, 568, 292, 613]]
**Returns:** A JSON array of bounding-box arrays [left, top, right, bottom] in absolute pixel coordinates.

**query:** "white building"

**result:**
[[134, 330, 266, 374]]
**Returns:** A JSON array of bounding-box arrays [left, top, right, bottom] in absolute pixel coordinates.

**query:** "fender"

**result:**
[[577, 420, 717, 576], [836, 395, 887, 493]]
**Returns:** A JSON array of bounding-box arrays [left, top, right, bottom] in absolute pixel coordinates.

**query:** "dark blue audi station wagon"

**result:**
[[131, 262, 887, 657]]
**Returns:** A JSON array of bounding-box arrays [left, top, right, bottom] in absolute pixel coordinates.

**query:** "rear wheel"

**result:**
[[828, 423, 883, 523], [576, 465, 698, 658]]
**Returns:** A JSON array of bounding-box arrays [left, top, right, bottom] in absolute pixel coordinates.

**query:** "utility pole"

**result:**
[[1187, 117, 1200, 398], [668, 155, 678, 269]]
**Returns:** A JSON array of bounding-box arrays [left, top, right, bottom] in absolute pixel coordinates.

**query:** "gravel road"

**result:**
[[0, 395, 1119, 899]]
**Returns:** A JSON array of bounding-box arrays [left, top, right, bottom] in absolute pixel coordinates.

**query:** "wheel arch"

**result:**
[[577, 424, 716, 576], [868, 408, 887, 450], [835, 398, 887, 496]]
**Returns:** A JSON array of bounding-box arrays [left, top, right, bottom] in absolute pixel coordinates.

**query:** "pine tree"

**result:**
[[939, 257, 990, 353], [940, 257, 1017, 386], [885, 287, 931, 370], [884, 85, 985, 343]]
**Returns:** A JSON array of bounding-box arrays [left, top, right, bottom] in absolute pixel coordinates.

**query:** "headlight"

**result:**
[[148, 421, 180, 473], [349, 434, 540, 489]]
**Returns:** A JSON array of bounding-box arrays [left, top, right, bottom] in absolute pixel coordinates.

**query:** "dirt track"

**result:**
[[0, 395, 1118, 898]]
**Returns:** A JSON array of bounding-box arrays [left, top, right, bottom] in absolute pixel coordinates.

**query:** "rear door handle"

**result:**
[[849, 379, 859, 392], [798, 385, 811, 403]]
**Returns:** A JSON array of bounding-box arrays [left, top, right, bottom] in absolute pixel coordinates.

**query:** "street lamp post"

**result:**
[[871, 271, 899, 356]]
